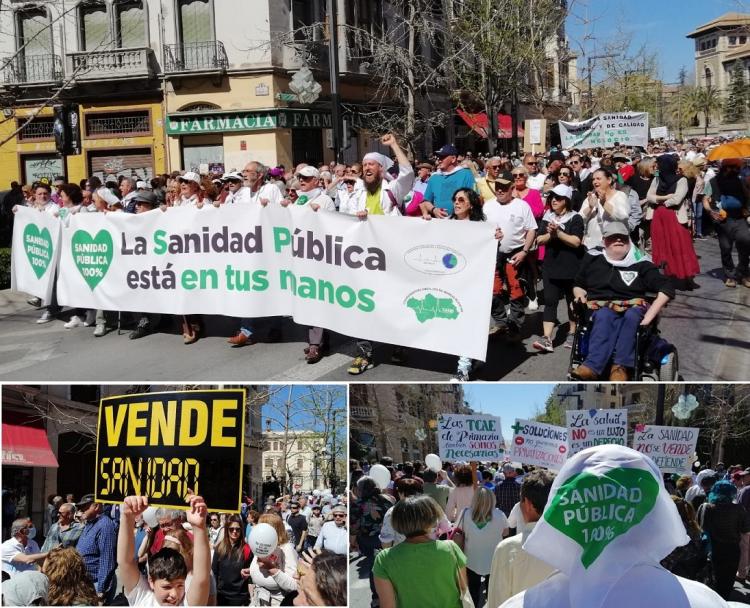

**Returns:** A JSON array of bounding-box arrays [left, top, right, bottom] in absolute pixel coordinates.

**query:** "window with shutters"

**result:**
[[265, 458, 273, 468], [115, 0, 146, 48], [177, 0, 213, 45], [80, 2, 109, 51]]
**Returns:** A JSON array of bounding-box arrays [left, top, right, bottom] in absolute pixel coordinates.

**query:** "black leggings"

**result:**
[[542, 276, 575, 324], [467, 568, 488, 608]]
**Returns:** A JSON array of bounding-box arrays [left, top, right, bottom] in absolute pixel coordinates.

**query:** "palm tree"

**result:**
[[687, 86, 723, 136]]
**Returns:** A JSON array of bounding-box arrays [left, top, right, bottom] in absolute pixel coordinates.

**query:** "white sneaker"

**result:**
[[83, 310, 97, 326], [527, 297, 539, 311], [36, 310, 53, 324], [94, 323, 106, 337], [64, 315, 82, 329]]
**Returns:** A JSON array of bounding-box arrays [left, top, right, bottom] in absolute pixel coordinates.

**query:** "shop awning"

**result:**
[[457, 109, 525, 139], [2, 423, 58, 467]]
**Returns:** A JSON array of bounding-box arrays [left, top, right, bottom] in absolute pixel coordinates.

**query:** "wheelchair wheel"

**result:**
[[658, 350, 679, 381]]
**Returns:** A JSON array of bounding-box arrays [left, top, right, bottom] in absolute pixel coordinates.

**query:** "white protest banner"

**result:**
[[437, 413, 503, 462], [650, 126, 669, 139], [51, 204, 496, 360], [631, 425, 699, 474], [11, 206, 61, 302], [510, 419, 569, 471], [559, 112, 649, 149], [566, 408, 628, 455]]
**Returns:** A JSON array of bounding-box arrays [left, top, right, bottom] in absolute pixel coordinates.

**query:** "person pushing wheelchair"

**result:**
[[570, 221, 675, 381]]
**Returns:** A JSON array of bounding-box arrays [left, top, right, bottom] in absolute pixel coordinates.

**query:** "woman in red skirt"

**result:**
[[646, 154, 700, 290]]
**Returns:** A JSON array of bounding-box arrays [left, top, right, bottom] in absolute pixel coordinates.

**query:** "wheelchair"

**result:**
[[567, 298, 679, 381]]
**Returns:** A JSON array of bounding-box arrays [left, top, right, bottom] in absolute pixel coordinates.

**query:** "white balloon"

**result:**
[[249, 523, 278, 558], [369, 464, 391, 490], [312, 489, 321, 497], [142, 507, 159, 530], [425, 454, 442, 473]]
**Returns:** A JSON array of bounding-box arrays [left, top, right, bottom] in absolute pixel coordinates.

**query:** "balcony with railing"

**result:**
[[66, 47, 156, 81], [2, 54, 63, 85], [163, 41, 228, 74]]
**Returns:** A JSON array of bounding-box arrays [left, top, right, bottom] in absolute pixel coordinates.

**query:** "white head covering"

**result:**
[[95, 187, 121, 208], [363, 152, 394, 172], [522, 445, 690, 608]]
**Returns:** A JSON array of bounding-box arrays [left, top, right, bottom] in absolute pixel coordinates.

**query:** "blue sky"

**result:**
[[262, 385, 346, 432], [463, 384, 556, 445], [566, 0, 741, 83]]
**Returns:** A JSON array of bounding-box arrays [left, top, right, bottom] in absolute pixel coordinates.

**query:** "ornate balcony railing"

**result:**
[[2, 54, 63, 85], [67, 47, 156, 80], [163, 41, 228, 73]]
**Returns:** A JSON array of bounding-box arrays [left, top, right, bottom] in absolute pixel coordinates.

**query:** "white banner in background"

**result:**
[[437, 413, 504, 462], [11, 206, 61, 303], [566, 408, 628, 455], [26, 204, 498, 360], [510, 419, 569, 471], [559, 112, 649, 149], [632, 425, 699, 474]]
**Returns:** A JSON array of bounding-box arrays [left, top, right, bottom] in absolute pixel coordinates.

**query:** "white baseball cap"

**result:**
[[551, 184, 573, 199], [296, 166, 320, 179], [179, 171, 201, 185]]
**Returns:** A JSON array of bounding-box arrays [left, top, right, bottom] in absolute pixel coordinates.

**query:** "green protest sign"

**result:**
[[23, 224, 53, 279]]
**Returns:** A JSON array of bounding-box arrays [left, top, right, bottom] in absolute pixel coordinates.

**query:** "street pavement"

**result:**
[[348, 554, 750, 607], [0, 238, 747, 381]]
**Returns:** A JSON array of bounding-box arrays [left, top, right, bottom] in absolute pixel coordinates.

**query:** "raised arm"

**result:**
[[186, 494, 210, 607], [118, 496, 148, 595]]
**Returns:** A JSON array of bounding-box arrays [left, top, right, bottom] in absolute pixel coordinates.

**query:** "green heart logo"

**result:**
[[71, 229, 114, 290], [23, 224, 53, 279], [544, 467, 659, 569]]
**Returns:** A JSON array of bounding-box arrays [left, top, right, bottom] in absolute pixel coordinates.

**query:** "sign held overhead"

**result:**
[[95, 390, 246, 512]]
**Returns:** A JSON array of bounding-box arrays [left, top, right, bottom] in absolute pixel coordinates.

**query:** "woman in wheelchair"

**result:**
[[571, 221, 675, 381]]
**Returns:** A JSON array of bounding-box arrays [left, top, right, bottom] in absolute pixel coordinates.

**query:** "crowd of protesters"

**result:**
[[348, 453, 750, 607], [1, 487, 347, 606], [7, 134, 750, 380]]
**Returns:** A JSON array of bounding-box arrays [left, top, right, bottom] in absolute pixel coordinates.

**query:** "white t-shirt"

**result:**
[[484, 198, 538, 253], [527, 173, 546, 191], [126, 575, 189, 606], [463, 508, 509, 575], [231, 183, 282, 206], [1, 538, 40, 576], [314, 521, 348, 555]]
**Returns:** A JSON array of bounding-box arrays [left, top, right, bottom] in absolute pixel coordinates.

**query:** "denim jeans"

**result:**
[[583, 306, 645, 375]]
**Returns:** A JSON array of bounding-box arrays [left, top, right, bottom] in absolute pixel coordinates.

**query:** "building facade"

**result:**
[[687, 12, 750, 135], [261, 430, 329, 494], [349, 384, 469, 463], [552, 383, 624, 411]]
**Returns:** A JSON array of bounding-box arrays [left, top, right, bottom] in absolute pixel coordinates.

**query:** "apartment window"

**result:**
[[17, 117, 54, 141], [177, 0, 213, 45], [296, 459, 303, 470], [80, 2, 109, 51], [631, 392, 641, 403], [85, 110, 150, 137], [115, 0, 146, 48], [16, 7, 53, 56], [730, 36, 737, 45], [69, 385, 100, 404], [264, 458, 273, 468], [705, 66, 712, 88]]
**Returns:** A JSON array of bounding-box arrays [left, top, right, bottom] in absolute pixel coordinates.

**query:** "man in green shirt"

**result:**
[[422, 470, 451, 512]]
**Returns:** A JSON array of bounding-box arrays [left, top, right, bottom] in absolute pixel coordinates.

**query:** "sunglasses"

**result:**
[[570, 160, 581, 165], [525, 162, 538, 166], [559, 172, 571, 176], [333, 513, 346, 517], [228, 527, 242, 532], [511, 173, 525, 178], [298, 175, 316, 181], [453, 196, 470, 203], [487, 165, 502, 170]]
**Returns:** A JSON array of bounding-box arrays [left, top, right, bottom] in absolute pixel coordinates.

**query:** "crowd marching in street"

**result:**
[[348, 448, 750, 608], [1, 486, 348, 606], [7, 134, 750, 381]]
